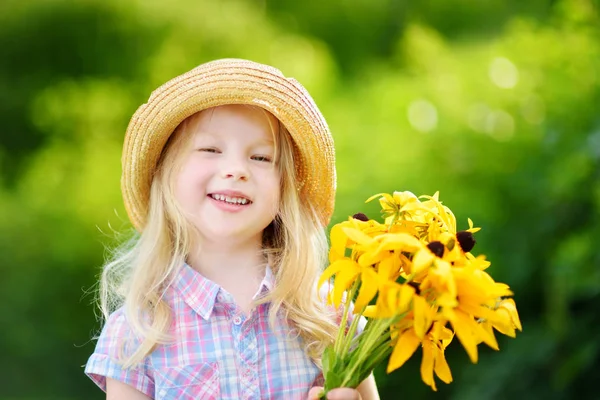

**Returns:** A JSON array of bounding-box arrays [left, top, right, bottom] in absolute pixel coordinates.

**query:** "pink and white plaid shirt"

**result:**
[[85, 263, 362, 399]]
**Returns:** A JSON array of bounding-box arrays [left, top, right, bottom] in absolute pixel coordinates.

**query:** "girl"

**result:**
[[85, 59, 379, 400]]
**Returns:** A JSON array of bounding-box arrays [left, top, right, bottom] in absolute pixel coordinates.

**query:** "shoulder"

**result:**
[[92, 307, 139, 358], [85, 307, 155, 396]]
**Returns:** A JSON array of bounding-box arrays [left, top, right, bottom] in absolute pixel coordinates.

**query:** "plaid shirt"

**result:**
[[85, 263, 363, 399]]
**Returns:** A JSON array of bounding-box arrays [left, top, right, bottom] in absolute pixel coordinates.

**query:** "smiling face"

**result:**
[[173, 104, 282, 246]]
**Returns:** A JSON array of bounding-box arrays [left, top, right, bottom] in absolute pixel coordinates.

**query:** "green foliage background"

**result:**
[[1, 0, 599, 398]]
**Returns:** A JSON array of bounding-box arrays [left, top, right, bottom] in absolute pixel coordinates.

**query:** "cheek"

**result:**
[[269, 172, 283, 209], [175, 161, 210, 203]]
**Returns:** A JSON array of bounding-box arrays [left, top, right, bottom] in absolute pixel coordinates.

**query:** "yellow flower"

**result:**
[[419, 192, 457, 234], [412, 294, 436, 339], [318, 258, 360, 308], [442, 267, 513, 362], [318, 190, 521, 395], [483, 298, 523, 338], [388, 327, 420, 373], [388, 322, 454, 392], [419, 258, 457, 309], [328, 215, 387, 263], [420, 322, 454, 391], [317, 257, 386, 313], [363, 282, 416, 319]]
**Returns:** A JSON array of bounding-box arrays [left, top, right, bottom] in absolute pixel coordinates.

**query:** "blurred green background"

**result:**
[[1, 0, 599, 398]]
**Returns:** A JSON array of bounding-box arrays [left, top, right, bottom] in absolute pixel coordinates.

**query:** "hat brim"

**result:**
[[122, 59, 335, 231]]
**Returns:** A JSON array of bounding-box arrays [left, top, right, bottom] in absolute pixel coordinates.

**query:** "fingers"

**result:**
[[307, 387, 362, 400], [327, 388, 362, 400], [308, 386, 324, 399]]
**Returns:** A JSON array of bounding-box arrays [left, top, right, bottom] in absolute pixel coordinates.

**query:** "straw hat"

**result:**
[[121, 58, 336, 231]]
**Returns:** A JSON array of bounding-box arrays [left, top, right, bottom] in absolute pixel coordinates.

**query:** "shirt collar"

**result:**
[[172, 262, 275, 320]]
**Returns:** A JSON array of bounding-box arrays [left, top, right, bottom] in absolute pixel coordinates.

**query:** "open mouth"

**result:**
[[208, 193, 252, 205]]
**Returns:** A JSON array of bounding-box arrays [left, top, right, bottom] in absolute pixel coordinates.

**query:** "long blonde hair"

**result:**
[[98, 105, 338, 368]]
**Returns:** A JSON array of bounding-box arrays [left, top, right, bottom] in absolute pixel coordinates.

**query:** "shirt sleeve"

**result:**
[[84, 307, 155, 397]]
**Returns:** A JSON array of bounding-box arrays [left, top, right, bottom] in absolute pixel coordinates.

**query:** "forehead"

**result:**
[[191, 104, 278, 143]]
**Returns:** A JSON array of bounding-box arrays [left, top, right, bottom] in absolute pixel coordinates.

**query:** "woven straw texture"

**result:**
[[121, 59, 336, 231]]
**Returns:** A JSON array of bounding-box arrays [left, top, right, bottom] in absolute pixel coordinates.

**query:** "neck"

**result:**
[[187, 236, 267, 284]]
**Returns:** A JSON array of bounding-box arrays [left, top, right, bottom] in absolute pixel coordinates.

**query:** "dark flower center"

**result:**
[[407, 281, 421, 294], [456, 231, 476, 252], [353, 212, 369, 221], [427, 241, 445, 258]]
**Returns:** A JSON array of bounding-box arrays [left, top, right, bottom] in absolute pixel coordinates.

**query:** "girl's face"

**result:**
[[174, 105, 281, 245]]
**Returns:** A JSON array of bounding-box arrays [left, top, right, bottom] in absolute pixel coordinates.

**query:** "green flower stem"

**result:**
[[340, 317, 393, 387], [361, 337, 394, 373], [334, 281, 359, 355], [340, 304, 363, 356]]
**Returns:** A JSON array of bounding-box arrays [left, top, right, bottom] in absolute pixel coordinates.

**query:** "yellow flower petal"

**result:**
[[357, 249, 390, 268], [375, 233, 423, 253], [434, 346, 453, 384], [413, 295, 433, 339], [317, 258, 351, 291], [450, 310, 479, 363], [412, 249, 435, 275], [419, 194, 456, 233], [377, 254, 401, 280], [341, 226, 376, 246], [332, 262, 361, 308], [387, 329, 421, 373], [393, 191, 419, 207], [379, 282, 402, 317], [353, 268, 380, 312], [500, 298, 522, 331], [317, 266, 338, 298], [366, 192, 394, 204], [398, 284, 416, 312], [490, 307, 517, 338], [421, 340, 437, 391], [363, 305, 379, 318], [329, 224, 348, 262], [476, 320, 499, 350], [467, 218, 481, 233]]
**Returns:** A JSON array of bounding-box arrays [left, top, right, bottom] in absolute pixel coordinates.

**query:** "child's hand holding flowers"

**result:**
[[318, 191, 522, 398]]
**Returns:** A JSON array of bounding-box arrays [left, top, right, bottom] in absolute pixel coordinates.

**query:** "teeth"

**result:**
[[211, 194, 249, 205]]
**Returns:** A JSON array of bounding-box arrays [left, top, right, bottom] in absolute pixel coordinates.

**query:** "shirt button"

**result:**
[[217, 293, 224, 302], [233, 315, 242, 325]]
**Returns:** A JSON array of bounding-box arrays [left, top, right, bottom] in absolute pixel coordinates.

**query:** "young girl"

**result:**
[[85, 59, 379, 400]]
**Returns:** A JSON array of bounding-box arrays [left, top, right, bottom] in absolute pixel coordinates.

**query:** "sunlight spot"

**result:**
[[489, 57, 519, 89], [407, 99, 438, 133]]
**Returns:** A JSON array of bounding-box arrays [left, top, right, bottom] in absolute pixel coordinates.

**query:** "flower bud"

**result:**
[[352, 213, 369, 221], [456, 231, 476, 252], [427, 241, 445, 258]]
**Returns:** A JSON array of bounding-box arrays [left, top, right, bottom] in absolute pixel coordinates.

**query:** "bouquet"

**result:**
[[318, 191, 522, 397]]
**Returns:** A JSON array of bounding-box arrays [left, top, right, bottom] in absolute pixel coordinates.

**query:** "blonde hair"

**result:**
[[98, 105, 338, 368]]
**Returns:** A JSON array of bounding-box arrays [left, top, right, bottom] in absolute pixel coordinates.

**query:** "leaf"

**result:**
[[322, 345, 333, 376], [325, 368, 343, 391]]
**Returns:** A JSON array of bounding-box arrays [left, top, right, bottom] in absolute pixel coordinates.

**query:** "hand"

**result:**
[[307, 386, 362, 400]]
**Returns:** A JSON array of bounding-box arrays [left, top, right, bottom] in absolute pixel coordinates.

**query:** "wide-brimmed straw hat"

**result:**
[[121, 58, 336, 231]]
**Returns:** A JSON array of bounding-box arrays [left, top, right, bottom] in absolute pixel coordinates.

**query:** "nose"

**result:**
[[220, 155, 250, 181]]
